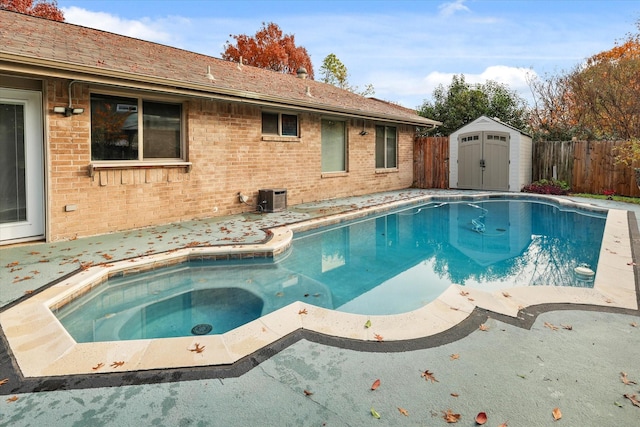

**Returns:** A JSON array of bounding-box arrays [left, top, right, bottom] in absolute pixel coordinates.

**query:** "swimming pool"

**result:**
[[55, 199, 607, 342]]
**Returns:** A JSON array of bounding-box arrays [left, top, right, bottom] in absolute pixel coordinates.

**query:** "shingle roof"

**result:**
[[0, 11, 439, 127]]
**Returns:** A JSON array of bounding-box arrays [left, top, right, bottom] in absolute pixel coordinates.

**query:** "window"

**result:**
[[262, 111, 298, 137], [91, 93, 182, 161], [321, 119, 346, 173], [375, 125, 397, 169]]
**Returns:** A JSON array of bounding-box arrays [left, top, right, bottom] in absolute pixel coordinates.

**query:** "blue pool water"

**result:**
[[56, 199, 607, 342]]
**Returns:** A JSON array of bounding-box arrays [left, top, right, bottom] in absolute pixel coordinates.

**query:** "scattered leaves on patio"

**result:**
[[626, 261, 636, 266], [374, 333, 384, 342], [398, 407, 409, 416], [101, 253, 113, 260], [298, 308, 308, 315], [421, 369, 439, 383], [497, 422, 509, 427], [5, 261, 19, 268], [188, 343, 205, 353], [275, 292, 284, 297], [12, 276, 32, 283], [0, 378, 8, 386], [475, 411, 487, 425], [502, 291, 511, 298], [450, 353, 460, 360], [370, 407, 381, 419], [80, 261, 94, 270], [24, 289, 34, 295], [631, 322, 638, 328], [110, 361, 125, 368], [92, 363, 104, 370], [450, 393, 459, 397], [479, 324, 489, 331], [561, 324, 573, 331], [624, 394, 640, 407], [6, 396, 18, 403], [552, 407, 562, 421], [605, 298, 614, 304], [621, 372, 637, 385], [544, 322, 559, 331], [459, 290, 469, 296], [303, 389, 313, 396], [442, 409, 460, 423], [364, 319, 372, 328], [371, 379, 381, 390]]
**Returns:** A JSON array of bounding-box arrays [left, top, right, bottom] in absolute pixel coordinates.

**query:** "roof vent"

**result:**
[[237, 56, 243, 70], [305, 85, 312, 97], [205, 65, 215, 82], [297, 67, 308, 79]]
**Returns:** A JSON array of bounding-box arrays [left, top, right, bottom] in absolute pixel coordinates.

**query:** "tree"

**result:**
[[221, 22, 314, 79], [529, 20, 640, 141], [319, 53, 375, 96], [417, 74, 529, 135], [0, 0, 64, 21]]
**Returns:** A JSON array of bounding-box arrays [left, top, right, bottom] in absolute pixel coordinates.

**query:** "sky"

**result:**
[[55, 0, 640, 109]]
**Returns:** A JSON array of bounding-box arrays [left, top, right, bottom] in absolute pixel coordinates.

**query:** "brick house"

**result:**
[[0, 11, 439, 244]]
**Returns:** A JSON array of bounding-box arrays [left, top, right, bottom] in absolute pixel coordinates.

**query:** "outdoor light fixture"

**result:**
[[53, 106, 84, 116], [53, 80, 85, 116]]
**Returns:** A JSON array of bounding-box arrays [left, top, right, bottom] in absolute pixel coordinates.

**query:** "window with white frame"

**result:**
[[375, 125, 397, 169], [91, 93, 182, 161], [262, 111, 298, 137], [321, 119, 346, 172]]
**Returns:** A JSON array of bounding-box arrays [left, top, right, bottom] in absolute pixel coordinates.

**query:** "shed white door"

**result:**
[[0, 88, 44, 244], [458, 132, 509, 190]]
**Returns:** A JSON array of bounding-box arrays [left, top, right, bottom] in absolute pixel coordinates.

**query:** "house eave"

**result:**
[[0, 53, 439, 128]]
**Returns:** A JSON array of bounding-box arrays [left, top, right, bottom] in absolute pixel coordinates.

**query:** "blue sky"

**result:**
[[56, 0, 639, 109]]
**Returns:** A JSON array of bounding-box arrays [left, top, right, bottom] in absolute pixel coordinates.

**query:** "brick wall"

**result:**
[[46, 80, 415, 241]]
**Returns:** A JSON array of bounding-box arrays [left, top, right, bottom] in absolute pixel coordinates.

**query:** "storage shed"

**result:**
[[449, 116, 532, 192]]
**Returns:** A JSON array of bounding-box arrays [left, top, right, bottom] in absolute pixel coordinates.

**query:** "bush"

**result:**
[[522, 179, 570, 195]]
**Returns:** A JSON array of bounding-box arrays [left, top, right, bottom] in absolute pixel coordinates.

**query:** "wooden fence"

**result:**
[[413, 137, 640, 197]]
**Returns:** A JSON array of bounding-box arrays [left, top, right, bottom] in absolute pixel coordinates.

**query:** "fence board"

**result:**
[[413, 137, 449, 189]]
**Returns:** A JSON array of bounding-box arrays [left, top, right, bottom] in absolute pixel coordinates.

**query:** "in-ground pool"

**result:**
[[55, 198, 607, 342]]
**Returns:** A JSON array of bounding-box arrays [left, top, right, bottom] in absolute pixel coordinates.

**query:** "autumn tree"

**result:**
[[319, 53, 374, 96], [529, 20, 640, 140], [222, 22, 314, 79], [0, 0, 64, 21], [417, 74, 529, 135]]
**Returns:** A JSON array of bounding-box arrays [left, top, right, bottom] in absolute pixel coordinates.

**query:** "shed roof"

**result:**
[[0, 11, 440, 127], [453, 116, 531, 137]]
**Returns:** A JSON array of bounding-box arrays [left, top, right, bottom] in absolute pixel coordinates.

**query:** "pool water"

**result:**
[[56, 199, 607, 342]]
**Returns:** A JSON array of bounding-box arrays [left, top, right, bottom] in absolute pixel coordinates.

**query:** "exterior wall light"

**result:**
[[53, 106, 84, 116]]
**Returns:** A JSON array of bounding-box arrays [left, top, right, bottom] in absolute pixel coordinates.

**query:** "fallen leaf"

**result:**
[[6, 396, 18, 403], [624, 394, 640, 407], [498, 422, 509, 427], [189, 343, 205, 353], [442, 409, 461, 423], [421, 369, 439, 383], [398, 407, 409, 416], [479, 324, 489, 331], [303, 389, 313, 396], [459, 290, 469, 296], [92, 362, 104, 370], [475, 411, 487, 425], [374, 333, 384, 342], [371, 379, 381, 390], [364, 319, 372, 328], [450, 393, 459, 397], [631, 322, 638, 328], [614, 401, 623, 407], [371, 407, 381, 419], [450, 353, 460, 360], [5, 261, 19, 268], [450, 306, 460, 311], [101, 253, 113, 260], [544, 322, 559, 331], [626, 262, 636, 266], [298, 308, 308, 315], [502, 291, 511, 298], [0, 378, 8, 386], [621, 372, 637, 385], [552, 407, 562, 421], [111, 361, 125, 368], [561, 324, 573, 330]]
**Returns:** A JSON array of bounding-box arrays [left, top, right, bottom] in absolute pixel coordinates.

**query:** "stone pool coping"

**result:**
[[1, 194, 637, 377]]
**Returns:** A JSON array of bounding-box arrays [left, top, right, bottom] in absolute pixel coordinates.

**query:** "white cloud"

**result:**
[[62, 6, 176, 44], [438, 0, 470, 17]]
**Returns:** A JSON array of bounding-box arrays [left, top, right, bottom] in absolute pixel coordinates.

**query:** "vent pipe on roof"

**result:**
[[237, 56, 243, 70], [205, 65, 215, 82], [297, 67, 308, 79], [305, 86, 312, 97]]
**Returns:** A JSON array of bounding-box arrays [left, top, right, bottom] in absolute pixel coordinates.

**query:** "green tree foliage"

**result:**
[[319, 53, 374, 96], [417, 74, 529, 136]]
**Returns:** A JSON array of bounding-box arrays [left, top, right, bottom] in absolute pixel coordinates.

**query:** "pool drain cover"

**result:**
[[191, 323, 213, 335]]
